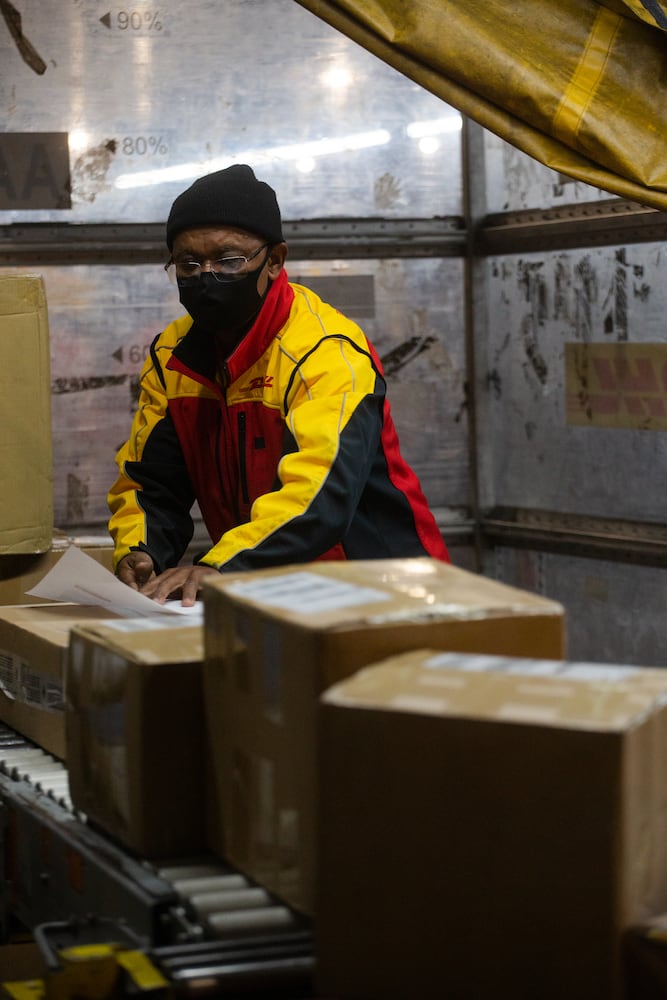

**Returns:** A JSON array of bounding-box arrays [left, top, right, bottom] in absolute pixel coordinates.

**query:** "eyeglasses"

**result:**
[[165, 243, 270, 284]]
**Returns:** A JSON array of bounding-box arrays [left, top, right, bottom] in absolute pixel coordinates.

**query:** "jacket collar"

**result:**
[[169, 269, 294, 383]]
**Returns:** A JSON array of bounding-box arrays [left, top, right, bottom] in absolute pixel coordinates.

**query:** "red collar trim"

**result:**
[[226, 269, 294, 380]]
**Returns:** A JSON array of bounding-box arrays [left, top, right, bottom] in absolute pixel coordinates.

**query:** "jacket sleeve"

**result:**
[[197, 332, 385, 572], [107, 344, 196, 573]]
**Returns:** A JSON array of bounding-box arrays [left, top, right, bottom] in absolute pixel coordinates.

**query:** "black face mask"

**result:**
[[178, 253, 271, 336]]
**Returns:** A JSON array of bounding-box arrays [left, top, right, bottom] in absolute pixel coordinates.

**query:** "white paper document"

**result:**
[[26, 545, 202, 619]]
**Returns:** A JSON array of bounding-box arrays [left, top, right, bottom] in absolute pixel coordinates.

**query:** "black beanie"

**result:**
[[166, 164, 284, 249]]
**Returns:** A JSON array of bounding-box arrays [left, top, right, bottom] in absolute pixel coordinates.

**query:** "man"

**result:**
[[108, 164, 449, 605]]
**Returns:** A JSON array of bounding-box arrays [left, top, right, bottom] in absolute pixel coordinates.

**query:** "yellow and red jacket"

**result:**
[[108, 270, 449, 573]]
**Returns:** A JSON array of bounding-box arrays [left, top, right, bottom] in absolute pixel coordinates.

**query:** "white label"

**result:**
[[559, 663, 637, 682], [424, 652, 638, 683], [225, 571, 389, 614]]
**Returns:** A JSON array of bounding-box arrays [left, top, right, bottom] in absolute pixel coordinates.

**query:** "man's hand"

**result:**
[[138, 565, 219, 607], [116, 551, 156, 590]]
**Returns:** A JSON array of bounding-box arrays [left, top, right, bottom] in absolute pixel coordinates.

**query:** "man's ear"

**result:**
[[267, 241, 288, 277]]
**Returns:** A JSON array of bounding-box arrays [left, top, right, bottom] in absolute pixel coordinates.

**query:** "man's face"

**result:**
[[171, 224, 285, 292]]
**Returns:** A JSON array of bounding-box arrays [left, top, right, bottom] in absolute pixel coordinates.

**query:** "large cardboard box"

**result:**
[[66, 618, 206, 859], [202, 557, 565, 914], [0, 603, 122, 759], [0, 274, 53, 554], [0, 534, 114, 606], [316, 650, 667, 1000]]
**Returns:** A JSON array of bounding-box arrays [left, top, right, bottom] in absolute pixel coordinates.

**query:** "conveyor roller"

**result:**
[[0, 723, 315, 994]]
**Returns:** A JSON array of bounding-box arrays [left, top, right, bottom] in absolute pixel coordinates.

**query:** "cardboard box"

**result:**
[[623, 914, 667, 999], [0, 534, 114, 606], [202, 557, 565, 914], [66, 618, 206, 859], [0, 274, 53, 554], [316, 650, 667, 1000], [0, 942, 46, 983], [0, 603, 122, 759]]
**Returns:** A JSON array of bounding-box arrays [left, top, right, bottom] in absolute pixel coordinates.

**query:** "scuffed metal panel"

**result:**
[[484, 132, 613, 213], [293, 258, 469, 512], [481, 243, 667, 522], [0, 0, 462, 223], [488, 546, 667, 668], [18, 256, 466, 530]]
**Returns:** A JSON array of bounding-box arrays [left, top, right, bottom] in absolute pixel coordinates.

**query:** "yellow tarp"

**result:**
[[295, 0, 667, 210]]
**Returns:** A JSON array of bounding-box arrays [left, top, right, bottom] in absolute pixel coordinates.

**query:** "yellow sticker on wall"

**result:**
[[565, 342, 667, 430]]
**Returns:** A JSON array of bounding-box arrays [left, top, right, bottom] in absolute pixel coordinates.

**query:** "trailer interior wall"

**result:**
[[475, 132, 667, 667], [1, 1, 665, 664]]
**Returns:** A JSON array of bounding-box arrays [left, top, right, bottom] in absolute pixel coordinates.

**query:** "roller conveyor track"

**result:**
[[0, 728, 74, 811], [152, 931, 315, 995], [0, 723, 315, 994]]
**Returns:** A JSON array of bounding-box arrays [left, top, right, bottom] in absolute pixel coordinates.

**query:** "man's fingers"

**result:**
[[117, 554, 155, 589], [139, 566, 216, 605]]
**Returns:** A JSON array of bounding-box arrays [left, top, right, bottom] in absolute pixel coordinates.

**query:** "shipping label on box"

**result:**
[[223, 570, 390, 615], [0, 603, 124, 758], [0, 650, 61, 715], [20, 662, 64, 712], [0, 648, 22, 699]]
